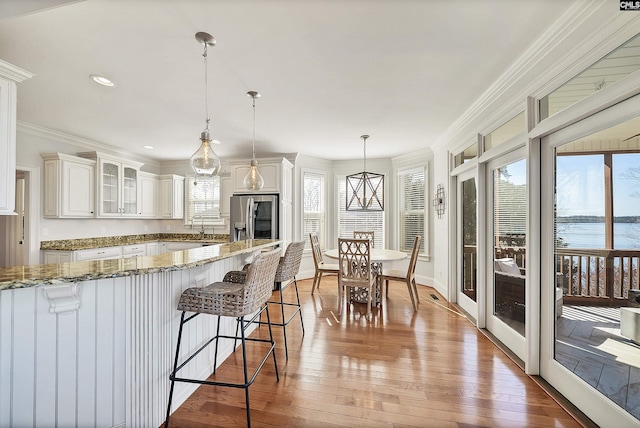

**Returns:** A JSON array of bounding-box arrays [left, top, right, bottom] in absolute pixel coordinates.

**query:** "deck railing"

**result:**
[[556, 248, 640, 306], [464, 245, 639, 306]]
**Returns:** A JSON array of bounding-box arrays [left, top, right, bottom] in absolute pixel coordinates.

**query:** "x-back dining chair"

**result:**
[[379, 235, 421, 311], [353, 231, 374, 247], [309, 233, 339, 294], [338, 238, 374, 318]]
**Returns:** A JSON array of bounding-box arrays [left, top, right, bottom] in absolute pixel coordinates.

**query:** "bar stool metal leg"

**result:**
[[164, 311, 186, 428]]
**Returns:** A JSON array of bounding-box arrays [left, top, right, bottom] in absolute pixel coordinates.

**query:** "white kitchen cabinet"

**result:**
[[78, 151, 144, 218], [43, 251, 72, 264], [230, 157, 293, 195], [0, 60, 32, 215], [159, 174, 184, 219], [122, 243, 146, 258], [220, 174, 232, 218], [41, 153, 95, 218], [74, 246, 122, 261], [139, 172, 158, 218], [146, 242, 159, 256]]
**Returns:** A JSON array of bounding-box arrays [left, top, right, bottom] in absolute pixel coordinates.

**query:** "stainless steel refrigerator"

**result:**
[[229, 194, 279, 241]]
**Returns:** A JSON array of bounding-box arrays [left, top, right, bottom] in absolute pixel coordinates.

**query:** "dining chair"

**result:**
[[353, 231, 374, 247], [338, 238, 374, 318], [309, 233, 339, 294], [378, 235, 421, 311]]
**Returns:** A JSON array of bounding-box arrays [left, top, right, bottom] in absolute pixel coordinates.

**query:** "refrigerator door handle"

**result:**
[[246, 197, 254, 239]]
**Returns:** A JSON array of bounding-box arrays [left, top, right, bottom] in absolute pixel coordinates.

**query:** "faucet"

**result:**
[[199, 227, 206, 239]]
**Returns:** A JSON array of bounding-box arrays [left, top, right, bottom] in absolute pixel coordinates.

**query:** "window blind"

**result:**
[[398, 168, 425, 253], [303, 172, 326, 250], [337, 177, 384, 248], [185, 175, 221, 226]]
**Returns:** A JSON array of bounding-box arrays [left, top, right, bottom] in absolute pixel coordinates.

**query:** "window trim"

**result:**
[[302, 169, 328, 251], [397, 165, 428, 257]]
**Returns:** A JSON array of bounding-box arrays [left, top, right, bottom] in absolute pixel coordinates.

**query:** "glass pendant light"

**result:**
[[189, 32, 221, 177], [243, 90, 264, 190]]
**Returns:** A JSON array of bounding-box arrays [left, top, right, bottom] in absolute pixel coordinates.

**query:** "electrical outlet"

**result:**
[[100, 226, 106, 234], [144, 225, 149, 232], [42, 228, 49, 236], [166, 225, 171, 231]]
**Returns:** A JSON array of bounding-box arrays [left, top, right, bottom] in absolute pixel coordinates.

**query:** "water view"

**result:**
[[557, 222, 639, 249]]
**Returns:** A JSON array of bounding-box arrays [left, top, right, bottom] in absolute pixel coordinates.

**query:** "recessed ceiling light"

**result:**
[[90, 74, 116, 87], [143, 145, 154, 150], [211, 139, 221, 145]]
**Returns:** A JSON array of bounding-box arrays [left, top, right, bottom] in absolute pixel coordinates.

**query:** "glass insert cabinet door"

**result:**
[[100, 161, 139, 216], [123, 167, 138, 214], [102, 162, 119, 215]]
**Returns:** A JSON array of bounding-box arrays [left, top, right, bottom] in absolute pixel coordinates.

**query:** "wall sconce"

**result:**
[[433, 184, 445, 218]]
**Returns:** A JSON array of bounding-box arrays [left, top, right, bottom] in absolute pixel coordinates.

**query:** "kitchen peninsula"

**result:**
[[0, 239, 281, 427]]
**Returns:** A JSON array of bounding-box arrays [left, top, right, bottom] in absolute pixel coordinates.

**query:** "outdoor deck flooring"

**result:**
[[555, 304, 640, 419]]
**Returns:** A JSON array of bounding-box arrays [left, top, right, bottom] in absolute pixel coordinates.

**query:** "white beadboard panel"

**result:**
[[76, 281, 97, 427], [0, 250, 261, 427], [12, 288, 36, 427], [96, 279, 117, 427], [0, 290, 13, 427], [56, 310, 78, 427], [35, 287, 58, 426], [113, 277, 126, 427]]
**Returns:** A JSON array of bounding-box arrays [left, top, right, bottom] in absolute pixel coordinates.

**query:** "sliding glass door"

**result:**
[[541, 95, 640, 426], [457, 169, 478, 318], [486, 150, 527, 360]]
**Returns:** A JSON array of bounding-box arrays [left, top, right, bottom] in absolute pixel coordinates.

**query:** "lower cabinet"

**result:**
[[43, 251, 72, 264], [42, 241, 208, 263], [74, 246, 123, 261], [121, 244, 146, 258]]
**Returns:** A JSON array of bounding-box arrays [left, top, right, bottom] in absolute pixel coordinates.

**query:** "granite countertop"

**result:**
[[1, 239, 280, 291], [40, 233, 230, 251]]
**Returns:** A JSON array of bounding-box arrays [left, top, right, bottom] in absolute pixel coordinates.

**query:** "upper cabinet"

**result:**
[[79, 152, 144, 218], [41, 153, 95, 218], [159, 174, 184, 219], [230, 157, 293, 197], [138, 171, 158, 218], [0, 60, 32, 215]]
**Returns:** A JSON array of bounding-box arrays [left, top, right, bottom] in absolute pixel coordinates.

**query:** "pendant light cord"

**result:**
[[252, 95, 256, 159], [203, 42, 210, 131]]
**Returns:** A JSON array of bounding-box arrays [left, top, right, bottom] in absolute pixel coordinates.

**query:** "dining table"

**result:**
[[324, 247, 407, 305]]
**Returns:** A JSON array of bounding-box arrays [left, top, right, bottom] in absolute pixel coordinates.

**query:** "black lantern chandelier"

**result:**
[[346, 135, 384, 211]]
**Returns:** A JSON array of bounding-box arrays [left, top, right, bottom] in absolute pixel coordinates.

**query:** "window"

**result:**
[[185, 175, 222, 227], [303, 172, 326, 250], [337, 176, 384, 248], [398, 168, 426, 253]]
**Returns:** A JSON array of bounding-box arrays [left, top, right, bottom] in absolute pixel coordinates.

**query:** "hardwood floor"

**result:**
[[166, 278, 582, 427]]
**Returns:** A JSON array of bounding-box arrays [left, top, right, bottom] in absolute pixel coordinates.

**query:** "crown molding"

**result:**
[[432, 0, 610, 152], [0, 59, 33, 82], [17, 120, 159, 168]]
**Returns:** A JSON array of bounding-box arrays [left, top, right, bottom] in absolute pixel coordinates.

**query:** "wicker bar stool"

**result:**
[[164, 248, 281, 428], [226, 241, 305, 359]]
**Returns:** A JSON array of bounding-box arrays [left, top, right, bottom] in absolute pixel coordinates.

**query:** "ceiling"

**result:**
[[0, 0, 575, 163]]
